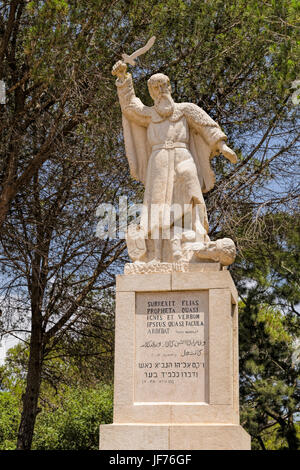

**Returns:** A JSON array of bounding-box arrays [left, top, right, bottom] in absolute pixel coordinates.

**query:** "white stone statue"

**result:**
[[112, 58, 238, 272]]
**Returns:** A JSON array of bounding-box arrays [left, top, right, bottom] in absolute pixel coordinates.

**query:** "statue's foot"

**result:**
[[147, 257, 161, 265], [172, 250, 184, 262], [182, 231, 195, 242]]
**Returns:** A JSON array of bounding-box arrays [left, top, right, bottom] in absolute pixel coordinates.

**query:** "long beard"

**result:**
[[154, 94, 174, 118]]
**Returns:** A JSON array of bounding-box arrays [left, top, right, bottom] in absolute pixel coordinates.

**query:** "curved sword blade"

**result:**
[[122, 36, 156, 66]]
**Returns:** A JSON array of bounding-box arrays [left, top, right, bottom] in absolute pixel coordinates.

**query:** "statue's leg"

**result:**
[[170, 238, 183, 261], [147, 231, 163, 263], [170, 219, 183, 262], [182, 205, 195, 243], [153, 237, 162, 262]]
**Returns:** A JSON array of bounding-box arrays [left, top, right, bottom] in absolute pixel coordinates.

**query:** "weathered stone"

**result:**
[[99, 270, 251, 450], [111, 58, 238, 267]]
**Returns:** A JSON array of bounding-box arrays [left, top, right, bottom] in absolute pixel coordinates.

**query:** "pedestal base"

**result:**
[[100, 423, 251, 450], [100, 271, 251, 451]]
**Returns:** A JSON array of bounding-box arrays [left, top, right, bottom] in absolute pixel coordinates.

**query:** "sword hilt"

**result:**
[[122, 54, 136, 66]]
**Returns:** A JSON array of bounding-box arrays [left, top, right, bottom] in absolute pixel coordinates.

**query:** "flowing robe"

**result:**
[[115, 74, 227, 259]]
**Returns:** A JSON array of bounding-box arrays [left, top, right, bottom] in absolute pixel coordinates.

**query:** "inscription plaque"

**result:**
[[135, 291, 208, 403]]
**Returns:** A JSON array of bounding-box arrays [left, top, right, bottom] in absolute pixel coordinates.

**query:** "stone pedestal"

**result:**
[[100, 266, 251, 450]]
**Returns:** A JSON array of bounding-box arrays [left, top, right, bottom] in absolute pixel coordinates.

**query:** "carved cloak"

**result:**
[[121, 103, 217, 194]]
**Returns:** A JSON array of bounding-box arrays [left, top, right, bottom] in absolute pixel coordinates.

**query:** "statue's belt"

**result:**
[[152, 141, 189, 151]]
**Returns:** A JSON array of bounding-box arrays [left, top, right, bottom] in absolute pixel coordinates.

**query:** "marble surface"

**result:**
[[135, 291, 208, 403], [112, 60, 238, 267], [99, 270, 251, 449]]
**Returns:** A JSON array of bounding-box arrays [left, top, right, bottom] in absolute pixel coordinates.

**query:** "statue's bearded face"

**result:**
[[148, 73, 174, 118]]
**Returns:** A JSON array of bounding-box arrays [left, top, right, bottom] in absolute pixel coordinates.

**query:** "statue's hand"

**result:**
[[217, 140, 238, 164], [112, 60, 127, 82]]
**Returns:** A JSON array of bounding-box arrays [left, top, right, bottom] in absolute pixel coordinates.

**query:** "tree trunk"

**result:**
[[16, 319, 43, 450], [257, 435, 266, 450], [285, 418, 300, 450]]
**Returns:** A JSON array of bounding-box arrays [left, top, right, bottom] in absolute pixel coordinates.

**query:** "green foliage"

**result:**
[[233, 213, 300, 450], [32, 384, 113, 450], [0, 343, 28, 399], [0, 310, 114, 450], [0, 392, 21, 450], [0, 382, 113, 450], [262, 423, 300, 450]]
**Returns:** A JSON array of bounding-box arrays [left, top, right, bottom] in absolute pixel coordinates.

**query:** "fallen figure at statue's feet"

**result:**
[[124, 237, 236, 274]]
